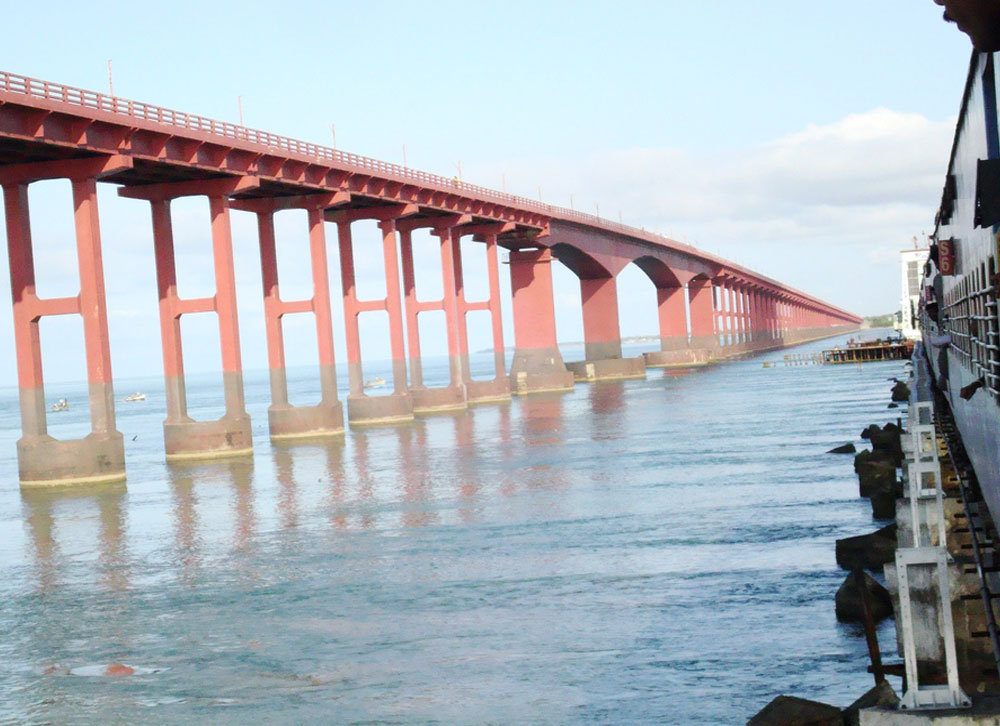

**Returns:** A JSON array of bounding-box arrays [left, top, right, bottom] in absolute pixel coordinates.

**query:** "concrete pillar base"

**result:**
[[268, 403, 345, 441], [466, 377, 512, 405], [164, 415, 253, 461], [717, 343, 750, 358], [509, 345, 574, 395], [658, 335, 689, 352], [566, 357, 646, 382], [510, 369, 575, 395], [752, 334, 777, 351], [689, 335, 722, 354], [411, 385, 469, 415], [346, 392, 414, 427], [644, 349, 713, 368], [17, 432, 125, 488]]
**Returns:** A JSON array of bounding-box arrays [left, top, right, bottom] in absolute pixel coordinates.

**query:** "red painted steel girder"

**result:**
[[0, 70, 860, 323]]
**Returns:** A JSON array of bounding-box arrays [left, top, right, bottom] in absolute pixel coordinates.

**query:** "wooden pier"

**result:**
[[822, 337, 914, 364], [763, 337, 915, 367]]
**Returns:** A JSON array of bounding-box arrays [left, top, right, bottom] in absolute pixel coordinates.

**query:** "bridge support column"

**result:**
[[772, 295, 781, 344], [398, 228, 425, 390], [566, 276, 645, 382], [255, 207, 344, 440], [748, 289, 762, 350], [760, 292, 774, 347], [688, 278, 718, 356], [3, 178, 125, 486], [645, 283, 705, 367], [719, 281, 732, 352], [508, 248, 574, 395], [461, 231, 511, 404], [732, 284, 748, 353], [724, 283, 738, 353], [717, 282, 728, 351], [338, 219, 413, 426], [776, 296, 787, 344], [149, 196, 252, 460], [758, 290, 770, 348], [397, 223, 469, 415], [789, 303, 801, 342], [407, 225, 469, 414], [742, 287, 752, 348]]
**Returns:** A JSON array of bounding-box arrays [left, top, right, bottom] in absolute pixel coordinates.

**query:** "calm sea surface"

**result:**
[[0, 332, 907, 725]]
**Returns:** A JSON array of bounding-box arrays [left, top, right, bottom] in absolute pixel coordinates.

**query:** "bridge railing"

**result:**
[[0, 71, 681, 236], [0, 70, 859, 322]]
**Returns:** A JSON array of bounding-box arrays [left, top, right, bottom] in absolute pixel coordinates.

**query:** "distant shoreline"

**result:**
[[476, 335, 660, 354]]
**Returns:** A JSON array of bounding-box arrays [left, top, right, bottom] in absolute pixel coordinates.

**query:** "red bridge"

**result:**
[[0, 71, 860, 487]]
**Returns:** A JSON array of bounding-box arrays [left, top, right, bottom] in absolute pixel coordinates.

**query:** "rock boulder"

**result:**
[[842, 681, 899, 726], [835, 570, 893, 623], [747, 695, 843, 726], [835, 524, 897, 572], [828, 442, 857, 454]]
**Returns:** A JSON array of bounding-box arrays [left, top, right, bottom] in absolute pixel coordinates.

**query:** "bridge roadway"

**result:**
[[0, 71, 861, 487]]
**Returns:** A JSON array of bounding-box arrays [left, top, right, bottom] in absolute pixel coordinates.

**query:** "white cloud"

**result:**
[[474, 108, 955, 316]]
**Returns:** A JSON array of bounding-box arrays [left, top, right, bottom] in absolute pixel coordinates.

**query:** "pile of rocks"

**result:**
[[747, 682, 899, 726], [748, 383, 907, 724], [826, 420, 905, 625]]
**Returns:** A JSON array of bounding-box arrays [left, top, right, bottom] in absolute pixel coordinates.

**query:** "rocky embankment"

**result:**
[[747, 381, 909, 725]]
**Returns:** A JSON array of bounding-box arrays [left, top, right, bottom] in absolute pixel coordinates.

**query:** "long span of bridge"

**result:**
[[0, 71, 860, 487]]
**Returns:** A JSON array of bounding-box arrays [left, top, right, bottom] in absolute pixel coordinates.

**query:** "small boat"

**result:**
[[50, 398, 68, 412], [123, 392, 146, 402], [363, 376, 386, 389]]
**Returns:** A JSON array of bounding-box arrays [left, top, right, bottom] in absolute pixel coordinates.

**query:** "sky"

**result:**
[[0, 1, 976, 384]]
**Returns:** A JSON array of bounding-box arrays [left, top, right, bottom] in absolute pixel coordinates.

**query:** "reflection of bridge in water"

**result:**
[[0, 71, 860, 487], [17, 391, 573, 592]]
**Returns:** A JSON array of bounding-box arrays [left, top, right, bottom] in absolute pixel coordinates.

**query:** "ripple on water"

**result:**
[[0, 335, 908, 724]]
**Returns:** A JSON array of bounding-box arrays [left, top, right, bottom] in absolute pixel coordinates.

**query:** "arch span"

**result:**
[[632, 256, 683, 289], [549, 242, 614, 280]]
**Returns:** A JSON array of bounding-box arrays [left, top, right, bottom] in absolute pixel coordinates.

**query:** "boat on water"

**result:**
[[50, 398, 68, 412], [922, 49, 1000, 518], [363, 376, 386, 389], [123, 392, 146, 402]]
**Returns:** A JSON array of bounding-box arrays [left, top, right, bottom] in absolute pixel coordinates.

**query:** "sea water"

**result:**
[[0, 332, 907, 725]]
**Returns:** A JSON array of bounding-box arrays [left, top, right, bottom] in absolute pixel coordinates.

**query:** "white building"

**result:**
[[896, 245, 929, 340]]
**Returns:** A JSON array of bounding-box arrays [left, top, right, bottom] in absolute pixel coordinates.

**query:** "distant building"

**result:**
[[896, 245, 929, 340]]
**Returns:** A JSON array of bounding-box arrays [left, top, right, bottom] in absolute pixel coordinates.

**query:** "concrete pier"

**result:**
[[336, 215, 414, 426], [508, 248, 575, 395], [462, 230, 512, 404], [245, 199, 345, 441], [566, 357, 647, 381], [134, 189, 254, 461], [3, 166, 126, 486]]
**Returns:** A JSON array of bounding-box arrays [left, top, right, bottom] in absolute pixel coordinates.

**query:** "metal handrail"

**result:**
[[0, 69, 860, 321]]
